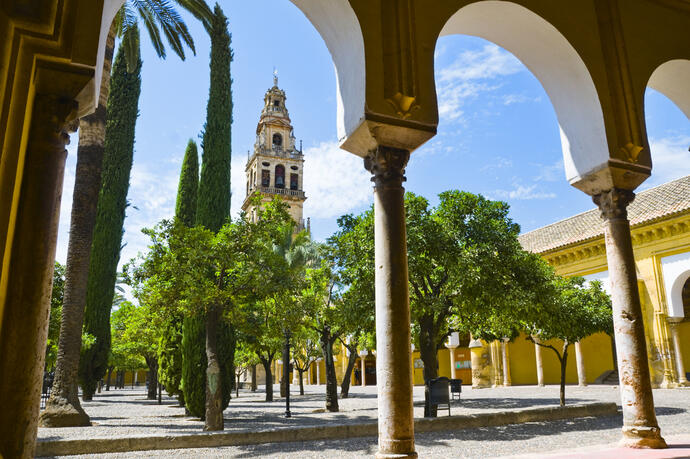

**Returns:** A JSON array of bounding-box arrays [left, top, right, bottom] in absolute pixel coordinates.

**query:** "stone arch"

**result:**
[[439, 1, 608, 186], [274, 164, 285, 189], [670, 270, 690, 320], [288, 0, 365, 144], [647, 59, 690, 121]]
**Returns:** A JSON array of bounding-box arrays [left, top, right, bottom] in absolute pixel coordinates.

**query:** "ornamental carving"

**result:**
[[364, 146, 410, 188], [593, 188, 635, 221]]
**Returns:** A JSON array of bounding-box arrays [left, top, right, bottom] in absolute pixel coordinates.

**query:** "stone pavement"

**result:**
[[37, 384, 690, 458]]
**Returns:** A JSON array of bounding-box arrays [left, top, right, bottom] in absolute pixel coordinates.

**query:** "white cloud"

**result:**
[[533, 159, 565, 182], [644, 135, 690, 188], [436, 44, 524, 122], [503, 94, 541, 106], [302, 140, 372, 219], [490, 184, 556, 201]]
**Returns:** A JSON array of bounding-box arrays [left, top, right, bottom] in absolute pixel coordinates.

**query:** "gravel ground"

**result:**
[[38, 385, 690, 458]]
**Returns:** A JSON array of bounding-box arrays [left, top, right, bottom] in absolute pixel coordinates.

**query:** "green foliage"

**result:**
[[46, 262, 65, 371], [80, 42, 142, 398], [113, 0, 213, 72], [196, 4, 232, 233], [181, 315, 205, 416], [175, 140, 199, 227], [159, 138, 199, 401]]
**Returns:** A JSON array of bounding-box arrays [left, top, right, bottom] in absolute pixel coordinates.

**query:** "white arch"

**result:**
[[661, 251, 690, 318], [439, 1, 609, 186], [648, 59, 690, 120], [288, 0, 365, 145]]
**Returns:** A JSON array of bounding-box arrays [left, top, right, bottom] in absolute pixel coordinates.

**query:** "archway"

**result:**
[[439, 1, 608, 187]]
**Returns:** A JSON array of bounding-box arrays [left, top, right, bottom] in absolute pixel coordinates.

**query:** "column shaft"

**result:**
[[0, 94, 73, 459], [669, 321, 688, 385], [594, 189, 666, 448], [502, 340, 512, 386], [534, 338, 545, 387], [449, 348, 457, 379], [575, 341, 587, 386], [367, 146, 416, 458], [361, 357, 367, 387]]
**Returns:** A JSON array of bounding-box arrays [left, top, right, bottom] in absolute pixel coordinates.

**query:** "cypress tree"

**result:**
[[160, 140, 199, 404], [183, 4, 234, 428], [79, 40, 142, 399]]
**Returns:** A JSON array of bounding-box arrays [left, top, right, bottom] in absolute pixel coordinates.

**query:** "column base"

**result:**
[[376, 453, 418, 459], [619, 426, 667, 449], [377, 438, 417, 458]]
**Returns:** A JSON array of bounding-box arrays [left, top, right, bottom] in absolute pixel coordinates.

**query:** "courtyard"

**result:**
[[37, 385, 690, 458]]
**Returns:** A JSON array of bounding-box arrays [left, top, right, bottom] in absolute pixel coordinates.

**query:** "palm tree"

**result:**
[[40, 0, 212, 428]]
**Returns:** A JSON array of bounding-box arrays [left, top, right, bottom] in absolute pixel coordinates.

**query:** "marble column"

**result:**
[[469, 339, 492, 389], [366, 146, 416, 458], [316, 359, 322, 385], [575, 341, 587, 386], [593, 189, 666, 448], [668, 319, 688, 386], [491, 342, 502, 387], [534, 337, 545, 387], [360, 351, 368, 387], [448, 347, 458, 379], [502, 339, 512, 387], [0, 94, 74, 459]]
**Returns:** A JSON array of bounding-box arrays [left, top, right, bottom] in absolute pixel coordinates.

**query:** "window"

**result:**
[[273, 99, 280, 107], [272, 133, 282, 149], [275, 165, 285, 188], [290, 173, 298, 190], [261, 169, 270, 187]]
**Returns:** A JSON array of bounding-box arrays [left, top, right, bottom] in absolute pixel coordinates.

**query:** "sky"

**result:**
[[55, 0, 690, 271]]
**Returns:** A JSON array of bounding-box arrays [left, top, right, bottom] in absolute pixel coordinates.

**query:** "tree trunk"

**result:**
[[158, 383, 162, 404], [419, 318, 439, 417], [340, 344, 358, 399], [560, 343, 569, 407], [297, 368, 305, 395], [105, 367, 113, 391], [38, 21, 116, 428], [320, 328, 339, 412], [145, 357, 158, 400], [260, 357, 273, 402], [204, 307, 223, 431], [251, 364, 257, 391], [235, 374, 240, 398]]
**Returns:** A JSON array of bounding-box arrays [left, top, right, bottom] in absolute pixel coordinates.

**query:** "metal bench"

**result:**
[[450, 378, 462, 401], [426, 376, 451, 416]]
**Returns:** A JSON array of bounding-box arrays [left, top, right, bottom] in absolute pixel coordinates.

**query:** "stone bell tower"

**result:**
[[242, 72, 307, 230]]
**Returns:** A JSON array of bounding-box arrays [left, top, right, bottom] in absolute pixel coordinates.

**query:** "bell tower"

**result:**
[[242, 72, 307, 229]]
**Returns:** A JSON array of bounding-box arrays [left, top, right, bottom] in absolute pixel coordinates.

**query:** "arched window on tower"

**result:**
[[290, 173, 298, 191], [273, 133, 282, 150], [275, 165, 285, 189]]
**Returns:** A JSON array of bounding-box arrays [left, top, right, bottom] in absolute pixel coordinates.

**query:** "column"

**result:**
[[360, 351, 368, 387], [593, 189, 666, 448], [575, 341, 587, 386], [534, 338, 545, 387], [366, 146, 416, 459], [316, 358, 322, 385], [502, 339, 512, 386], [446, 332, 460, 379], [469, 339, 492, 388], [668, 319, 688, 386], [0, 94, 74, 459], [491, 341, 502, 387]]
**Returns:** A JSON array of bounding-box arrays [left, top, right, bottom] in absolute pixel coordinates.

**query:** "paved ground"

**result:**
[[38, 384, 690, 458]]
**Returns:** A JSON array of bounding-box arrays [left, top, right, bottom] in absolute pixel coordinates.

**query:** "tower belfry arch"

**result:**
[[242, 74, 307, 230]]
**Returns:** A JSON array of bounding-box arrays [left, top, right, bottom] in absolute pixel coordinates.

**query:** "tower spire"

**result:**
[[273, 67, 278, 87]]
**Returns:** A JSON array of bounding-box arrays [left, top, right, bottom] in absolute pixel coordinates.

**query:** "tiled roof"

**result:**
[[518, 175, 690, 254]]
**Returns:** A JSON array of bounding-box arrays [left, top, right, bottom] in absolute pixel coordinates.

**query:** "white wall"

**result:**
[[660, 251, 690, 318]]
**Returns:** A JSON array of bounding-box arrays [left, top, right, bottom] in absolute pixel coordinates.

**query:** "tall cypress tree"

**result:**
[[79, 40, 142, 399], [159, 140, 199, 405], [183, 4, 234, 429]]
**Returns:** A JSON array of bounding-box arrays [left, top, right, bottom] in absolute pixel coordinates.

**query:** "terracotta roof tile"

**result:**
[[518, 175, 690, 254]]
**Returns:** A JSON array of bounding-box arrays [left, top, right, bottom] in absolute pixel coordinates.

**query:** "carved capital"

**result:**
[[32, 94, 77, 151], [364, 146, 410, 188], [592, 188, 635, 221]]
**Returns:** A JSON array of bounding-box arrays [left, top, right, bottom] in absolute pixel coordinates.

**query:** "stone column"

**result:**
[[534, 337, 545, 387], [0, 94, 74, 459], [668, 319, 688, 386], [366, 146, 416, 458], [469, 339, 492, 388], [316, 358, 322, 385], [491, 341, 503, 387], [360, 350, 368, 387], [446, 332, 460, 379], [501, 339, 512, 386], [575, 341, 587, 386], [593, 189, 666, 448]]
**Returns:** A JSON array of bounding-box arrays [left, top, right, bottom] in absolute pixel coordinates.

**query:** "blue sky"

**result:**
[[55, 0, 690, 268]]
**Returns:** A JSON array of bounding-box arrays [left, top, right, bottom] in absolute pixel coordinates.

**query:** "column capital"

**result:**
[[592, 188, 635, 220], [364, 146, 410, 188]]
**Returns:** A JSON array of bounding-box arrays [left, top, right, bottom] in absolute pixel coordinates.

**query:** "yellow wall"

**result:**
[[508, 336, 537, 385], [679, 321, 690, 377]]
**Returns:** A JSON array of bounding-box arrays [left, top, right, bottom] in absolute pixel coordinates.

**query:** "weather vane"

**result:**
[[273, 67, 278, 86]]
